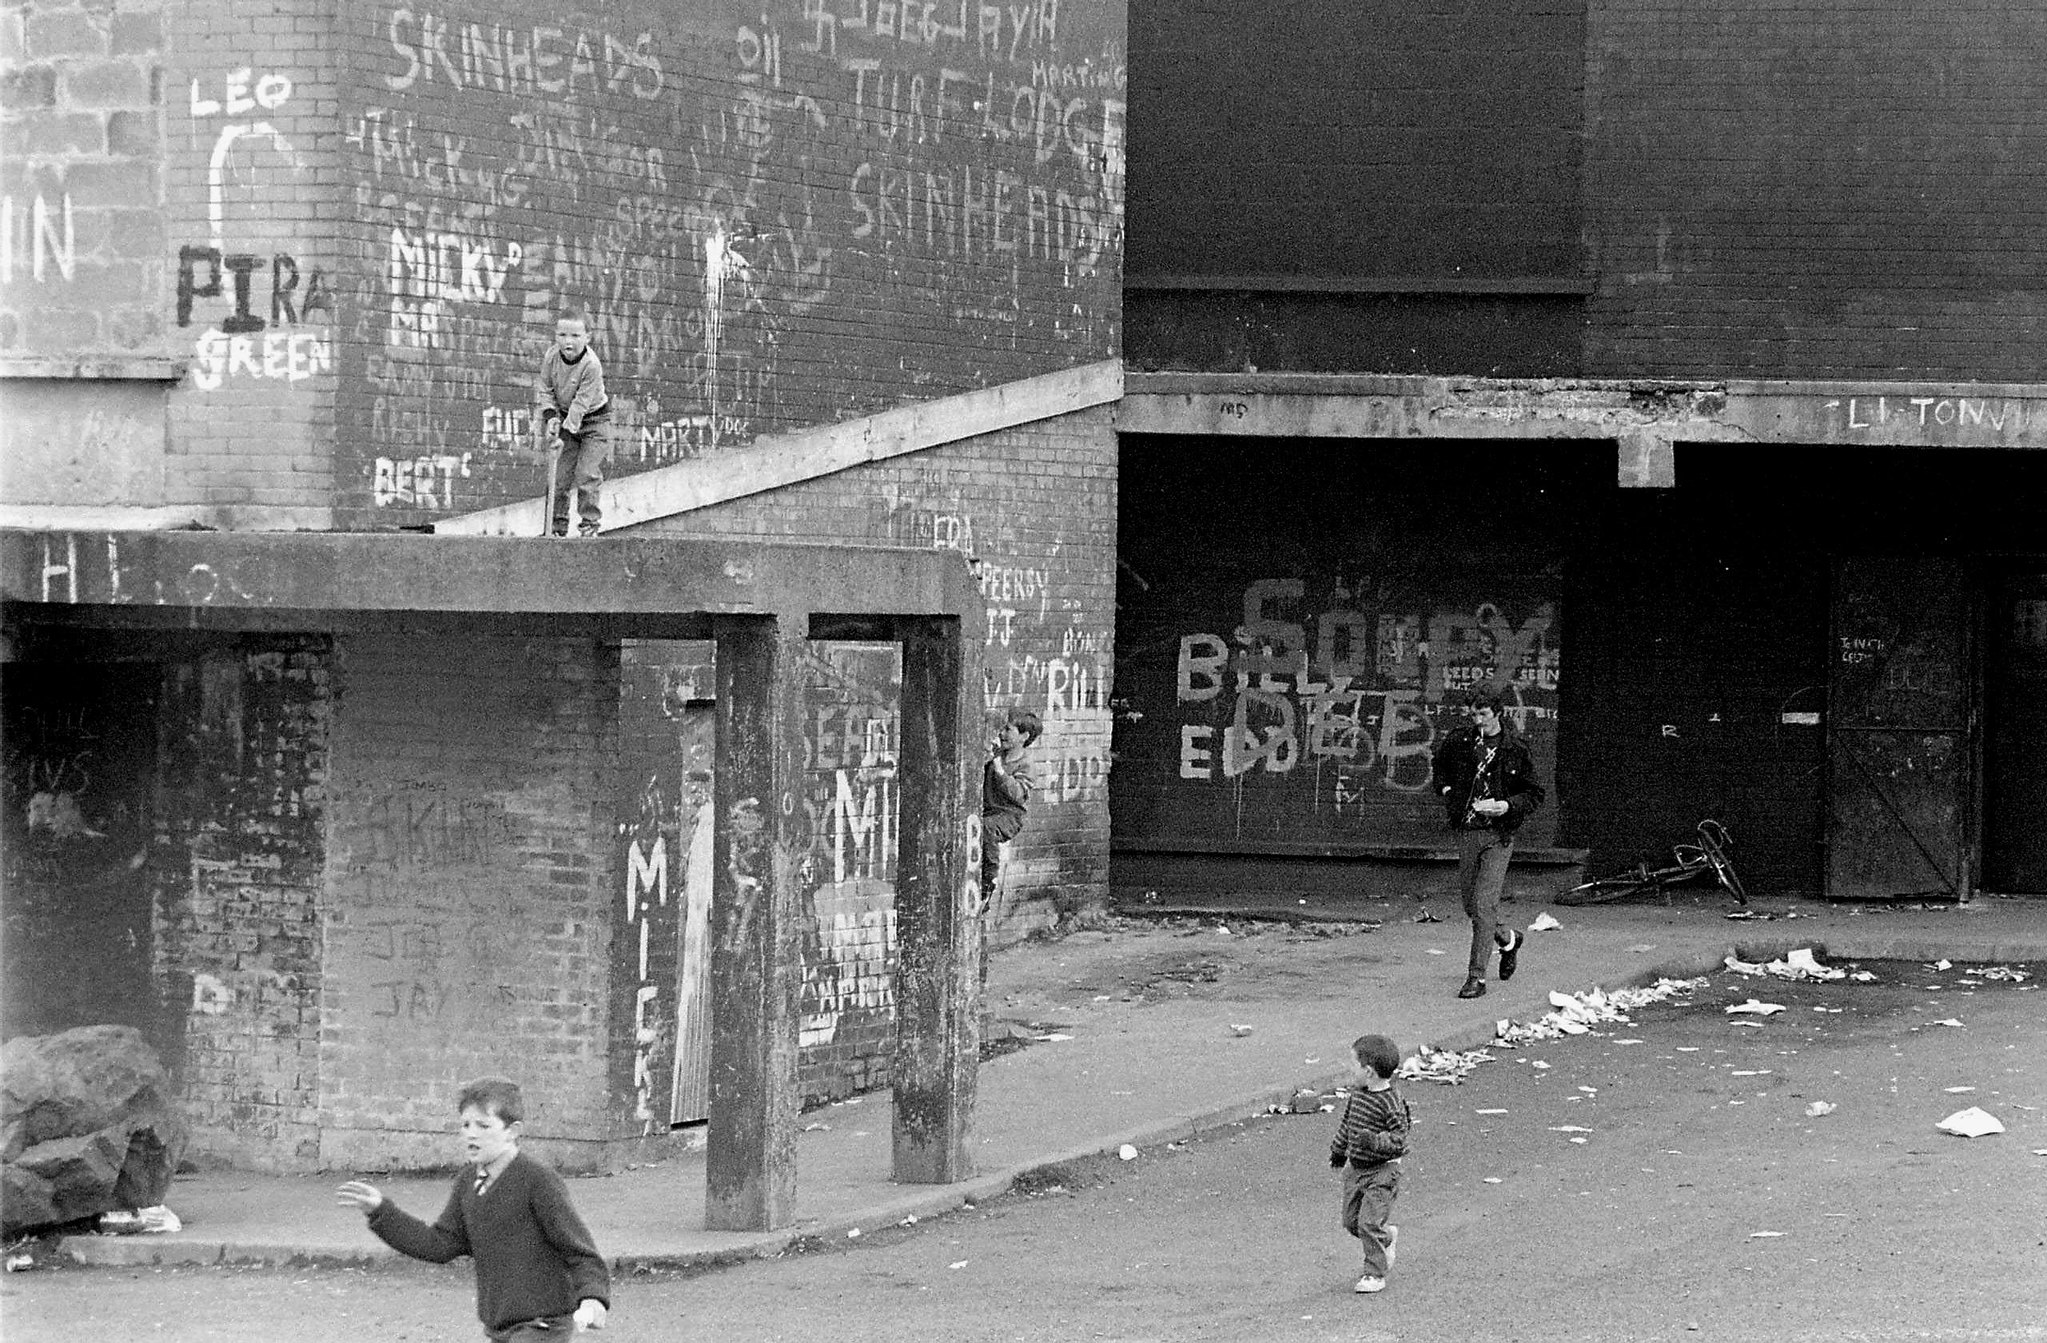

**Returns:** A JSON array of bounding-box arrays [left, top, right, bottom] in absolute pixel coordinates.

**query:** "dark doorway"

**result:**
[[1, 662, 163, 1040], [1983, 570, 2047, 894]]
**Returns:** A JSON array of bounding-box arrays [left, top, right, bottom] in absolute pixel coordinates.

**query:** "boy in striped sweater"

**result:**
[[1328, 1033, 1411, 1294]]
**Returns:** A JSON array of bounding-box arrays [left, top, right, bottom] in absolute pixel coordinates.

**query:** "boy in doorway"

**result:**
[[534, 313, 612, 536], [337, 1076, 610, 1339]]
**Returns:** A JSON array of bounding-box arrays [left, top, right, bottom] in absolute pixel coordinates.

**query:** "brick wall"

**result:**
[[1124, 0, 1583, 376], [635, 402, 1118, 947], [1585, 0, 2047, 379], [331, 0, 1125, 529], [160, 0, 340, 524], [0, 0, 167, 358], [153, 636, 330, 1171], [320, 630, 626, 1171]]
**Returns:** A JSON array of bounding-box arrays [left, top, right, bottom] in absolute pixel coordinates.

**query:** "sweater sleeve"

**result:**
[[365, 1182, 471, 1264], [530, 1171, 610, 1307]]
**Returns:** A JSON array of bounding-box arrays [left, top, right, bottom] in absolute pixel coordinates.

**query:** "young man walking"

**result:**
[[1429, 688, 1546, 999]]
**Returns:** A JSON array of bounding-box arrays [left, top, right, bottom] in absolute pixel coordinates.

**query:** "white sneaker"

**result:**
[[1384, 1224, 1399, 1269], [1354, 1274, 1386, 1294]]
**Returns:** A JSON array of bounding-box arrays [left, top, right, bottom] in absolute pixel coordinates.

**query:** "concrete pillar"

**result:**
[[890, 617, 982, 1183], [705, 615, 806, 1231]]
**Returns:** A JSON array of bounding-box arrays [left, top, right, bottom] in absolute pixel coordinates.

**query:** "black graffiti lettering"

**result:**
[[176, 245, 223, 327]]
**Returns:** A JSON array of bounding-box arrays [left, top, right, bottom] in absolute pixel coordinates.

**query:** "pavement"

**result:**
[[57, 890, 2047, 1272]]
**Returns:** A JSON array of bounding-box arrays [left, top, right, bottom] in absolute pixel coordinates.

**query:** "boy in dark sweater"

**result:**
[[1328, 1034, 1412, 1295], [337, 1077, 610, 1339]]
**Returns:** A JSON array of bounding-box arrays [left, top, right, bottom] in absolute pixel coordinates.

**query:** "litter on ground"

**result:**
[[1725, 999, 1788, 1016], [1398, 1044, 1494, 1086], [1936, 1107, 2005, 1138], [1493, 977, 1707, 1046], [1723, 948, 1846, 981], [1527, 912, 1563, 932], [1805, 1101, 1836, 1117]]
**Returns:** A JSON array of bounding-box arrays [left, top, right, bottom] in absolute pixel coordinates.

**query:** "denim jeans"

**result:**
[[1340, 1161, 1401, 1276], [1458, 827, 1515, 979]]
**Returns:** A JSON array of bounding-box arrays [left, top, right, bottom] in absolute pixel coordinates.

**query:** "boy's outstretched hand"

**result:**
[[334, 1180, 384, 1213], [574, 1299, 608, 1331]]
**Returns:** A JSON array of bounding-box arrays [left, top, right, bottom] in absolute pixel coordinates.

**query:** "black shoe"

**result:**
[[1457, 978, 1487, 999], [1498, 930, 1524, 981]]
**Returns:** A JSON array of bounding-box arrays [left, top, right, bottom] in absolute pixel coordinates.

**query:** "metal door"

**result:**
[[1982, 572, 2047, 893], [1825, 558, 1973, 900]]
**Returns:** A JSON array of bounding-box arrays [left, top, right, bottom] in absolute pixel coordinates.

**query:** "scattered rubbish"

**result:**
[[1976, 965, 2033, 982], [1035, 1033, 1074, 1042], [1414, 909, 1444, 924], [1724, 910, 1772, 921], [1216, 925, 1232, 936], [1569, 1137, 1588, 1145], [1494, 977, 1707, 1046], [1627, 944, 1656, 953], [1117, 1144, 1139, 1161], [1805, 1102, 1836, 1117], [1929, 959, 1953, 971], [847, 1227, 862, 1239], [1945, 1086, 1976, 1094], [1725, 999, 1787, 1016], [1483, 1177, 1503, 1184], [1936, 1107, 2004, 1138], [1931, 1019, 1965, 1029], [1549, 1126, 1594, 1133], [1730, 1020, 1768, 1028], [1475, 1108, 1508, 1115], [1426, 948, 1446, 956], [949, 1260, 969, 1270], [4, 1252, 32, 1273], [1849, 970, 1878, 982], [96, 1206, 181, 1236], [802, 1122, 831, 1132], [1227, 1023, 1254, 1037], [1724, 948, 1845, 982], [1530, 1060, 1551, 1070], [899, 1215, 918, 1227], [1577, 1086, 1598, 1094], [1749, 1231, 1786, 1239], [1615, 1038, 1645, 1045], [2032, 1150, 2047, 1157], [1398, 1044, 1495, 1086], [1527, 912, 1563, 932]]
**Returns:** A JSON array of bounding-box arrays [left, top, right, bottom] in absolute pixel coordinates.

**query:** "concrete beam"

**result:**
[[891, 617, 982, 1184], [1119, 372, 2047, 453], [439, 360, 1124, 537], [1, 531, 979, 627]]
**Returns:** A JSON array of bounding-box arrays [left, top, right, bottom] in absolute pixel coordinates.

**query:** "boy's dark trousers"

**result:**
[[549, 416, 612, 533], [1341, 1161, 1400, 1276], [1457, 826, 1515, 979]]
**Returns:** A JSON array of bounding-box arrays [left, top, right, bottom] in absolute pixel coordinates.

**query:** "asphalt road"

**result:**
[[7, 956, 2044, 1343]]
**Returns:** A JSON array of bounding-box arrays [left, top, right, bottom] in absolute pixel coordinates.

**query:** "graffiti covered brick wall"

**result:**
[[336, 0, 1125, 526]]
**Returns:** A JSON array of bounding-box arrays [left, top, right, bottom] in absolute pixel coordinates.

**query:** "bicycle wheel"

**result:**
[[1696, 823, 1747, 905]]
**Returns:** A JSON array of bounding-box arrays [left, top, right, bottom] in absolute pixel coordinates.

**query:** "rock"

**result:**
[[0, 1026, 185, 1236]]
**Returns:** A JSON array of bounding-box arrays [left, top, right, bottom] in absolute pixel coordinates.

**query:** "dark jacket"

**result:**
[[1430, 723, 1545, 834]]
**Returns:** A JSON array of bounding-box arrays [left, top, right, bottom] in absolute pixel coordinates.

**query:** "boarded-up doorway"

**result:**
[[1825, 558, 1972, 900]]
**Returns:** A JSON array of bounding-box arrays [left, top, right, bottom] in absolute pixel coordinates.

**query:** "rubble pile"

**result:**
[[1, 1026, 186, 1237]]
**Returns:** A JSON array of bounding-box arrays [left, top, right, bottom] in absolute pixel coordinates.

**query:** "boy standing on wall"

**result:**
[[534, 313, 612, 537]]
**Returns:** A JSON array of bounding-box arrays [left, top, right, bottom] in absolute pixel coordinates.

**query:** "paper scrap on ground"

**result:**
[[1932, 1019, 1965, 1029], [1929, 959, 1953, 971], [1749, 1231, 1786, 1239], [1476, 1108, 1508, 1115], [1037, 1032, 1074, 1042], [1725, 999, 1787, 1016], [1398, 1044, 1494, 1086], [1805, 1101, 1836, 1117], [1936, 1107, 2004, 1138], [1945, 1086, 1976, 1093], [1725, 948, 1846, 982], [1527, 912, 1563, 932], [1118, 1144, 1139, 1160], [1227, 1024, 1253, 1036], [1549, 1125, 1594, 1133], [1976, 965, 2033, 982]]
